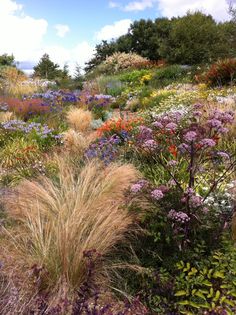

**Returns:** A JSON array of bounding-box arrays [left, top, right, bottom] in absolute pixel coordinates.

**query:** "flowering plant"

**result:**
[[97, 117, 143, 137], [128, 103, 236, 250]]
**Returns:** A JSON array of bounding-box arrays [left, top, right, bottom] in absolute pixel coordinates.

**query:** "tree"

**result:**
[[0, 54, 15, 67], [73, 63, 84, 89], [229, 2, 236, 22], [162, 12, 222, 64], [128, 19, 160, 60], [33, 54, 61, 79]]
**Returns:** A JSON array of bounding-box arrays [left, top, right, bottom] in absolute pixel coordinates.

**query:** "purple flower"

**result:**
[[168, 179, 177, 187], [200, 138, 216, 147], [139, 125, 153, 139], [185, 188, 194, 196], [218, 127, 229, 134], [178, 143, 189, 153], [130, 184, 143, 193], [142, 139, 158, 151], [189, 195, 203, 208], [152, 121, 163, 129], [168, 209, 190, 223], [183, 131, 197, 142], [208, 119, 222, 128], [130, 180, 148, 193], [165, 122, 177, 131], [222, 111, 234, 124], [167, 160, 178, 166], [151, 189, 164, 200], [217, 151, 230, 159]]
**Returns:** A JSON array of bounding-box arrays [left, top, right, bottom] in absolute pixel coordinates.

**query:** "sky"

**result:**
[[0, 0, 234, 75]]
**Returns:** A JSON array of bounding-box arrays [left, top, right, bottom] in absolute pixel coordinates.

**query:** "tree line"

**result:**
[[85, 11, 236, 72]]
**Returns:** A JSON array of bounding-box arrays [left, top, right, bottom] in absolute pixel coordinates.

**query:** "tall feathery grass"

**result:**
[[66, 108, 92, 132], [3, 157, 138, 289], [63, 129, 97, 156]]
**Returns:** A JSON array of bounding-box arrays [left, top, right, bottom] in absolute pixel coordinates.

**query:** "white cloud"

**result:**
[[110, 0, 231, 20], [95, 19, 132, 41], [0, 0, 94, 74], [54, 24, 70, 38], [157, 0, 231, 21], [124, 0, 156, 11], [108, 1, 120, 8], [0, 0, 48, 61]]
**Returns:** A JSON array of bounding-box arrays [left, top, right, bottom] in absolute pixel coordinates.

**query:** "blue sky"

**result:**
[[0, 0, 232, 74]]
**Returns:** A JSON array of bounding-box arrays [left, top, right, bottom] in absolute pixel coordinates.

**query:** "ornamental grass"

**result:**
[[66, 107, 92, 132], [3, 156, 138, 289]]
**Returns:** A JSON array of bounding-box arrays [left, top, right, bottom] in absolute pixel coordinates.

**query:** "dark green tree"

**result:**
[[33, 54, 61, 79], [229, 2, 236, 22], [0, 54, 15, 67], [162, 12, 221, 64], [128, 19, 160, 60]]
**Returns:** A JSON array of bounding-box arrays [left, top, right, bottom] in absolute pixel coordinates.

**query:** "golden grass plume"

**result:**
[[3, 157, 138, 289], [66, 107, 92, 132]]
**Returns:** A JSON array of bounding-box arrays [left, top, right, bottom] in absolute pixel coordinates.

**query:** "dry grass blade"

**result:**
[[66, 107, 92, 132], [3, 158, 138, 289]]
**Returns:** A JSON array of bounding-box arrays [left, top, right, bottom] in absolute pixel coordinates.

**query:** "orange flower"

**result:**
[[168, 145, 177, 158]]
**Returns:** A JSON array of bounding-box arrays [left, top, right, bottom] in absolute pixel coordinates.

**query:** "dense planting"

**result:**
[[1, 22, 236, 314]]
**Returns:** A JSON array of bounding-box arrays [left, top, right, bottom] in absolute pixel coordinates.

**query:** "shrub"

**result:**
[[101, 52, 149, 74], [66, 108, 92, 132], [3, 157, 138, 288], [149, 65, 190, 88], [0, 96, 49, 117], [197, 59, 236, 87]]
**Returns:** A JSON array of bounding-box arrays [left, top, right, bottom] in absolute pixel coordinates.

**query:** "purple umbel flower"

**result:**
[[168, 209, 190, 223], [151, 189, 164, 200], [142, 139, 158, 150], [183, 131, 197, 142], [200, 138, 216, 147]]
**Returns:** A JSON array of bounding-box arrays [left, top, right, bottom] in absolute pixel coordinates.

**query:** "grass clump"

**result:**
[[66, 107, 92, 132], [3, 156, 138, 289]]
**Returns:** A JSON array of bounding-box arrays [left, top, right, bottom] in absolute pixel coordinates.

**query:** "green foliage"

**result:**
[[33, 53, 63, 80], [0, 54, 15, 68], [174, 241, 236, 314], [86, 12, 236, 74], [149, 65, 190, 88]]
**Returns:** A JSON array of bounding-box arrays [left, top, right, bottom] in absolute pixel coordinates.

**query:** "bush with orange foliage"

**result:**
[[196, 58, 236, 86]]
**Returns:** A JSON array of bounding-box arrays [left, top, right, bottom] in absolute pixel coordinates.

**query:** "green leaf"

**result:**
[[213, 290, 221, 302], [202, 280, 212, 287], [213, 271, 225, 279], [195, 291, 206, 300], [178, 300, 190, 306], [207, 288, 214, 298], [175, 290, 187, 297], [189, 301, 200, 308], [224, 299, 235, 307]]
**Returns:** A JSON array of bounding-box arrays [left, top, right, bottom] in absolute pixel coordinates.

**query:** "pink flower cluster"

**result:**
[[168, 209, 190, 223]]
